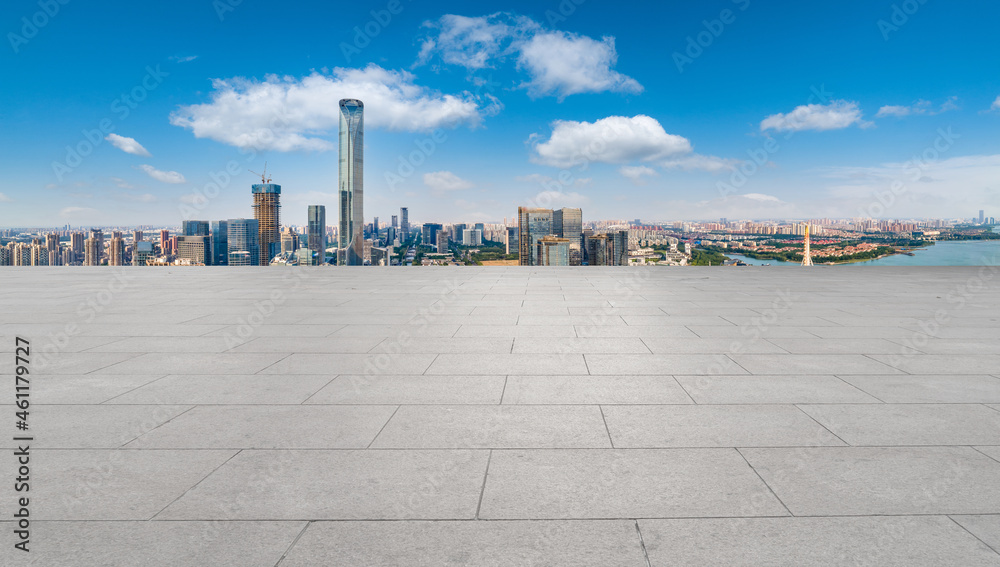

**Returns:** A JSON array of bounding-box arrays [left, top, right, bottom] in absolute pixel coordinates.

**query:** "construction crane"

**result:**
[[250, 162, 272, 184]]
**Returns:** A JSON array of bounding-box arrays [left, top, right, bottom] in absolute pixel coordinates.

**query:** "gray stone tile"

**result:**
[[603, 405, 844, 448], [84, 336, 240, 353], [127, 405, 396, 449], [282, 520, 646, 567], [585, 354, 747, 375], [371, 405, 610, 449], [641, 516, 1000, 567], [840, 375, 1000, 403], [907, 339, 1000, 355], [305, 375, 505, 404], [25, 521, 306, 567], [455, 325, 577, 337], [518, 315, 626, 326], [32, 374, 165, 404], [370, 337, 514, 354], [800, 404, 1000, 446], [730, 354, 901, 375], [869, 354, 1000, 375], [25, 404, 191, 448], [227, 336, 386, 353], [503, 375, 693, 404], [203, 324, 344, 337], [742, 446, 1000, 515], [975, 446, 1000, 462], [575, 325, 699, 338], [1, 335, 127, 353], [427, 354, 589, 375], [512, 337, 651, 354], [259, 353, 436, 375], [622, 315, 735, 326], [676, 375, 879, 404], [953, 515, 1000, 555], [26, 449, 236, 520], [330, 324, 460, 337], [98, 353, 288, 375], [797, 326, 920, 339], [33, 352, 144, 374], [479, 449, 788, 519], [642, 337, 785, 354], [158, 450, 489, 520], [685, 325, 820, 338], [107, 374, 334, 404], [766, 338, 917, 354]]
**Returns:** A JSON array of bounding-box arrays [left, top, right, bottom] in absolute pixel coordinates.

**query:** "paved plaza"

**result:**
[[2, 266, 1000, 566]]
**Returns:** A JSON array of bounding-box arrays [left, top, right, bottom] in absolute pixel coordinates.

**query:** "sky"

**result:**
[[2, 0, 1000, 227]]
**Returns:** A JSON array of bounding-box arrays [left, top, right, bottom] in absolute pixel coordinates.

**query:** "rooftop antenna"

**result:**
[[249, 161, 272, 184]]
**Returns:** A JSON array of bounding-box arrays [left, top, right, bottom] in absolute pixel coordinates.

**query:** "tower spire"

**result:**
[[801, 223, 814, 266]]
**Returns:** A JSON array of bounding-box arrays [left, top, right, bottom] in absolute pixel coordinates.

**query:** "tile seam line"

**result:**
[[254, 353, 293, 375], [118, 404, 199, 448], [98, 374, 171, 404], [792, 404, 852, 447], [366, 405, 401, 449], [946, 515, 1000, 557], [273, 520, 313, 567], [832, 374, 888, 404], [634, 519, 653, 567], [299, 375, 342, 405], [735, 447, 794, 517], [474, 449, 493, 520], [599, 405, 616, 449], [148, 448, 244, 521]]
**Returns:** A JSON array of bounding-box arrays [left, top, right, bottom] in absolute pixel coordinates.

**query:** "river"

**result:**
[[724, 237, 1000, 266]]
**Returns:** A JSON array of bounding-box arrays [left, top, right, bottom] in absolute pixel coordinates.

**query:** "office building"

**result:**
[[553, 208, 583, 266], [339, 98, 364, 265], [537, 236, 570, 266], [181, 220, 209, 236], [371, 246, 391, 266], [462, 228, 482, 247], [400, 207, 409, 241], [252, 180, 281, 266], [518, 207, 553, 266], [210, 221, 228, 266], [227, 218, 260, 266], [178, 235, 210, 265], [133, 241, 153, 266], [307, 205, 327, 266], [280, 228, 299, 254], [612, 230, 629, 266], [391, 215, 398, 229], [159, 229, 170, 254], [505, 226, 518, 255], [980, 210, 986, 224], [108, 236, 125, 266], [422, 223, 442, 246], [436, 231, 449, 253], [134, 230, 143, 242]]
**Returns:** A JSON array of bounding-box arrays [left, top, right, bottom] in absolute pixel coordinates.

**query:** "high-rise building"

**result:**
[[422, 223, 442, 246], [307, 205, 327, 266], [436, 231, 449, 253], [133, 230, 143, 242], [70, 232, 84, 262], [89, 229, 104, 263], [280, 228, 299, 254], [159, 229, 170, 254], [210, 220, 228, 266], [84, 237, 100, 266], [462, 228, 482, 247], [0, 246, 11, 266], [181, 220, 209, 236], [30, 244, 49, 266], [108, 236, 125, 266], [177, 235, 210, 265], [505, 226, 518, 255], [400, 207, 409, 241], [339, 98, 364, 265], [980, 210, 986, 224], [45, 233, 60, 253], [391, 215, 398, 229], [537, 236, 570, 266], [612, 230, 629, 266], [553, 208, 583, 265], [518, 207, 553, 266], [252, 180, 281, 266], [227, 218, 259, 266], [373, 217, 379, 236], [133, 241, 153, 266]]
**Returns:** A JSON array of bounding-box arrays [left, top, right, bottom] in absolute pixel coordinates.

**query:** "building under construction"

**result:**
[[252, 168, 281, 266]]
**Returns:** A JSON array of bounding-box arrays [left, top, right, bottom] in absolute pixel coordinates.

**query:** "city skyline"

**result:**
[[4, 1, 1000, 227]]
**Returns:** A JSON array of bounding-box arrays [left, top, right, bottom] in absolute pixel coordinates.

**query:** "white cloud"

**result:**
[[138, 164, 186, 184], [105, 133, 152, 157], [417, 14, 641, 99], [619, 165, 657, 184], [110, 177, 135, 189], [516, 31, 642, 99], [530, 190, 590, 209], [532, 115, 691, 168], [169, 55, 198, 63], [171, 65, 488, 152], [761, 100, 868, 132], [423, 171, 473, 196], [118, 193, 156, 203], [58, 207, 99, 218], [660, 155, 738, 173], [743, 193, 781, 202], [876, 97, 958, 118], [991, 96, 1000, 112], [0, 193, 11, 202]]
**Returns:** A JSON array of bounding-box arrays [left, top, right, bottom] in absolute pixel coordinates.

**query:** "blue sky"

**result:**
[[2, 0, 999, 227]]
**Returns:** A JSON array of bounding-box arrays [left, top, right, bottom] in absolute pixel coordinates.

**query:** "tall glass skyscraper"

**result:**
[[227, 218, 260, 266], [339, 99, 364, 265], [400, 207, 409, 242], [307, 205, 326, 265], [553, 208, 583, 266], [518, 207, 552, 266], [210, 220, 228, 266]]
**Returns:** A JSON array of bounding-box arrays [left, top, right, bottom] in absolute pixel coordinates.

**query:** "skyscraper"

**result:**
[[537, 236, 570, 266], [70, 232, 84, 263], [108, 236, 125, 266], [980, 210, 986, 224], [227, 218, 260, 266], [181, 220, 209, 236], [391, 215, 398, 228], [518, 207, 552, 266], [133, 241, 153, 266], [339, 98, 364, 265], [400, 207, 409, 242], [210, 220, 228, 266], [308, 205, 327, 266], [159, 229, 170, 254], [252, 180, 281, 266], [553, 208, 583, 265]]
